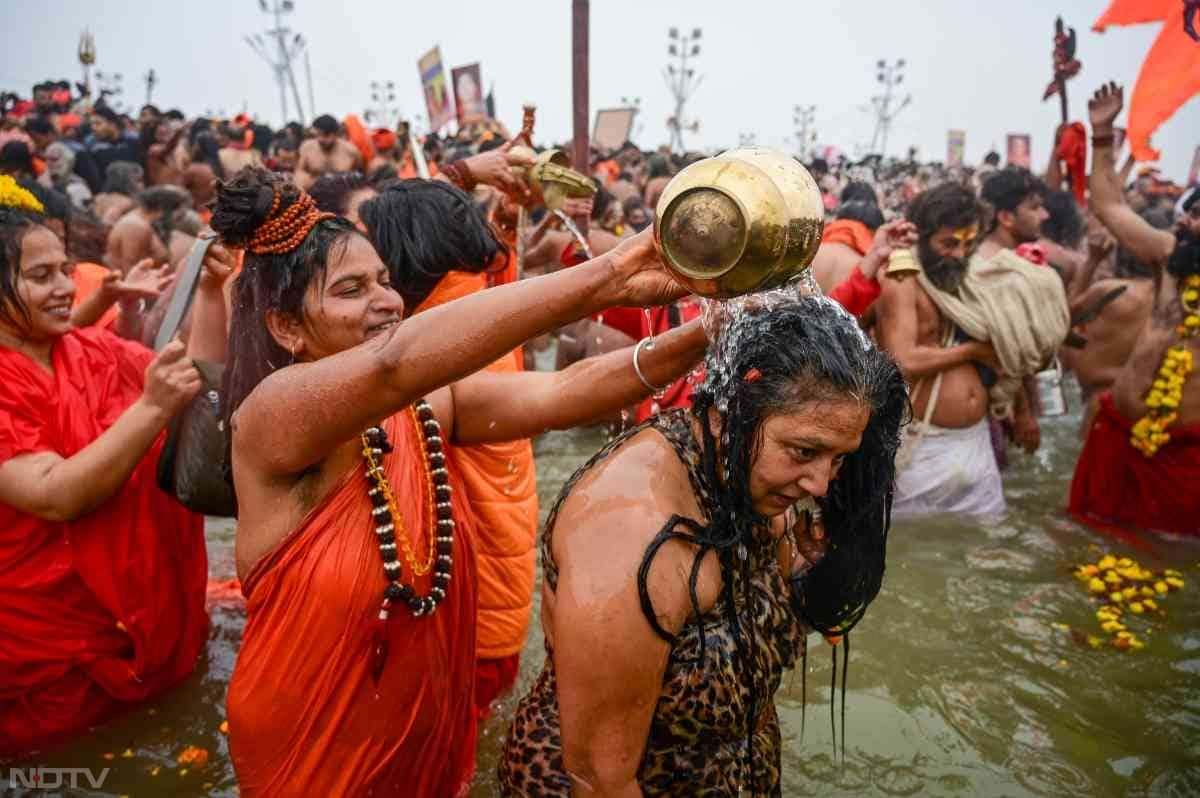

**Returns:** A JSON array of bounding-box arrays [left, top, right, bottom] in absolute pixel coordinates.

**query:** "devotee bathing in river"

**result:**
[[500, 297, 908, 796]]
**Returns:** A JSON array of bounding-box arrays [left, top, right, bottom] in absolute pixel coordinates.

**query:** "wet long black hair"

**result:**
[[0, 207, 46, 330], [209, 167, 359, 456], [639, 296, 908, 770], [358, 179, 506, 314]]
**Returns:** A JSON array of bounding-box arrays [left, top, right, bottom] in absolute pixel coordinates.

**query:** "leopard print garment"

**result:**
[[499, 409, 804, 797]]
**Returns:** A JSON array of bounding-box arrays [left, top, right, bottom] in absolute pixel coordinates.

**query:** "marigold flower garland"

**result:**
[[1072, 554, 1186, 651], [1130, 275, 1200, 457], [0, 174, 45, 214]]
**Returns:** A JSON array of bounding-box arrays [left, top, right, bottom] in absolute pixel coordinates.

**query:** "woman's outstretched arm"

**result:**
[[235, 230, 685, 477], [448, 319, 707, 444]]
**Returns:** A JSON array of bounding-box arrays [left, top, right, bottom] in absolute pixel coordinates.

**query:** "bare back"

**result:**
[[218, 147, 262, 177], [1062, 278, 1153, 403], [811, 241, 862, 293], [106, 211, 167, 273]]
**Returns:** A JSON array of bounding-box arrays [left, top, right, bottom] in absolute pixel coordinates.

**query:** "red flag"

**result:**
[[1093, 0, 1200, 162]]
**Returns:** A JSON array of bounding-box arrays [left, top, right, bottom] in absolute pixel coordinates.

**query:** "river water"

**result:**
[[12, 380, 1200, 797]]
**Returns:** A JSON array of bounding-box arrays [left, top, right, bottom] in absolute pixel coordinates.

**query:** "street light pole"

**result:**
[[793, 104, 815, 159], [664, 26, 703, 155], [247, 0, 309, 125], [571, 0, 590, 232], [870, 58, 911, 157], [367, 80, 399, 130]]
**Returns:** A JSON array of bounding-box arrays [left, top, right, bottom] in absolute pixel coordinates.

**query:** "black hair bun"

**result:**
[[210, 166, 297, 247]]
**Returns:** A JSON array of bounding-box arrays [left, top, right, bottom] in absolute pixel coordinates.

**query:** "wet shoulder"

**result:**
[[550, 423, 704, 576], [549, 422, 720, 636]]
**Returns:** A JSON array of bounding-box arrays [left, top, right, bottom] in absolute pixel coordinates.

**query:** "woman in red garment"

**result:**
[[210, 166, 705, 796], [0, 198, 221, 755]]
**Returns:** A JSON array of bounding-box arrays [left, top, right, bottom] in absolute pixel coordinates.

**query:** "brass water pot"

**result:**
[[653, 147, 824, 298], [509, 147, 597, 211]]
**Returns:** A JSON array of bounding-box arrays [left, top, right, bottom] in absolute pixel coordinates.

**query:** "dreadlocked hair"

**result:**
[[359, 179, 507, 315], [638, 297, 907, 773], [211, 167, 359, 475], [0, 206, 48, 330]]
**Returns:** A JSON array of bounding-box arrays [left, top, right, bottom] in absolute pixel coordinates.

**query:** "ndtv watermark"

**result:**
[[7, 767, 111, 789]]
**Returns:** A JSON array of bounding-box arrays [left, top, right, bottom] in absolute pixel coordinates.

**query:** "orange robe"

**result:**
[[821, 218, 874, 257], [0, 328, 207, 756], [415, 274, 539, 666], [71, 261, 119, 329], [1093, 0, 1200, 162], [343, 114, 376, 168], [226, 411, 479, 797]]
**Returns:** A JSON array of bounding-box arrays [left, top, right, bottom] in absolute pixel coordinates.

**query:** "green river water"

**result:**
[[10, 380, 1200, 797]]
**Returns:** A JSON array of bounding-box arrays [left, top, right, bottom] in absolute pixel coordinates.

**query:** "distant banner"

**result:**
[[451, 63, 486, 126], [946, 129, 966, 168], [1190, 145, 1200, 185], [1006, 134, 1031, 168], [418, 46, 454, 132], [593, 108, 638, 154]]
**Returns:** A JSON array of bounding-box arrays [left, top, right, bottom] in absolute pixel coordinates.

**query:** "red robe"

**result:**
[[0, 328, 207, 756], [828, 265, 881, 318], [1069, 392, 1200, 535], [226, 411, 479, 797]]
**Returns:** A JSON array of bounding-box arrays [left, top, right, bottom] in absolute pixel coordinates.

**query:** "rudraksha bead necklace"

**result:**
[[361, 399, 454, 622]]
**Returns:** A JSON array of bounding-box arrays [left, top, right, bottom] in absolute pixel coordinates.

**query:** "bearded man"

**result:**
[[294, 114, 363, 189], [875, 184, 1008, 517], [1069, 83, 1200, 534]]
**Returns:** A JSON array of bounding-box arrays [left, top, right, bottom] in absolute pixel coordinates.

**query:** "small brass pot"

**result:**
[[510, 147, 596, 211], [654, 147, 824, 298]]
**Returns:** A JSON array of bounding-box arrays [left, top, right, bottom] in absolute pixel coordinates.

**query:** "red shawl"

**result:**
[[0, 328, 207, 756], [1069, 392, 1200, 536]]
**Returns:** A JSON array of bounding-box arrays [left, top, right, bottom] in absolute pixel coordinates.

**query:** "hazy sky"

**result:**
[[4, 1, 1198, 179]]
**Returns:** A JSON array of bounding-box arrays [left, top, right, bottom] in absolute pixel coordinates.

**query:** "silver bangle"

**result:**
[[633, 337, 668, 392]]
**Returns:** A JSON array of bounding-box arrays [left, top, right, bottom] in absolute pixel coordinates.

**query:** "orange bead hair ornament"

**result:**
[[247, 188, 335, 255]]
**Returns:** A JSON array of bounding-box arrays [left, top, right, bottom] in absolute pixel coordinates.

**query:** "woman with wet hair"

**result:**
[[209, 167, 706, 796], [500, 297, 908, 796], [0, 185, 220, 755]]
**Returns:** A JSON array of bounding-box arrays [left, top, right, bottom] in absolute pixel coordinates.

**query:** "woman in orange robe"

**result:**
[[0, 203, 216, 756], [209, 165, 707, 796], [361, 181, 539, 718]]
